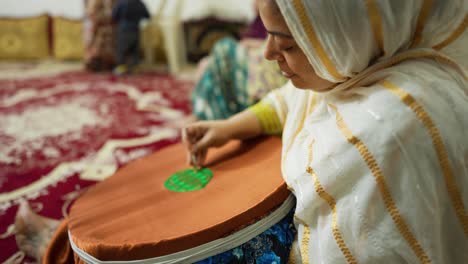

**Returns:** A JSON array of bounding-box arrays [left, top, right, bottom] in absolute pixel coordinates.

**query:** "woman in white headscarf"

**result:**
[[185, 0, 467, 263]]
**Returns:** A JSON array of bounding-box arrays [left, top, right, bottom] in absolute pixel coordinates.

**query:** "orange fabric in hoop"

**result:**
[[45, 136, 289, 262]]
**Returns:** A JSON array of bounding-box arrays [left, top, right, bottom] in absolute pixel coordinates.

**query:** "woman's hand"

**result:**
[[182, 109, 263, 168], [182, 120, 232, 168]]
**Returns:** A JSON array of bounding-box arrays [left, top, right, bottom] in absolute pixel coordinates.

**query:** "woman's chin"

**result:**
[[291, 79, 315, 90], [291, 78, 336, 92]]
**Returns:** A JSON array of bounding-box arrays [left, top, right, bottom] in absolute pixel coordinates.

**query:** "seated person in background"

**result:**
[[112, 0, 150, 75], [83, 0, 116, 72], [191, 0, 287, 121]]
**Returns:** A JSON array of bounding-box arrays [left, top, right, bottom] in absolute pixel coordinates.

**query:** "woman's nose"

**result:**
[[264, 36, 280, 61]]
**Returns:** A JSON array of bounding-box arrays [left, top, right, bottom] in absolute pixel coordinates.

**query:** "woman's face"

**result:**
[[258, 0, 335, 91]]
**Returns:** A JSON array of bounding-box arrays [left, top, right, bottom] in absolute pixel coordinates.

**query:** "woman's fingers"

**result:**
[[190, 153, 198, 168], [182, 124, 209, 166], [186, 149, 205, 168], [194, 149, 207, 168], [182, 121, 222, 167], [183, 126, 196, 165]]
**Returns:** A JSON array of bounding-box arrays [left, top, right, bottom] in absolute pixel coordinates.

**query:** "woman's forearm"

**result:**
[[224, 109, 263, 140]]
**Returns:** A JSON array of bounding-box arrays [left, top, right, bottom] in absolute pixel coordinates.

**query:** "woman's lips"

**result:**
[[281, 71, 295, 78]]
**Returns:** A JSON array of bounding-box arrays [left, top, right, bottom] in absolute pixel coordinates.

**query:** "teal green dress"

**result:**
[[192, 38, 287, 120], [192, 38, 250, 120]]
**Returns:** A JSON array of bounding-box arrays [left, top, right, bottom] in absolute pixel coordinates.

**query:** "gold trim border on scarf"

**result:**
[[410, 0, 434, 48], [293, 215, 312, 264], [332, 49, 466, 93], [364, 0, 385, 56], [433, 14, 467, 50], [282, 93, 316, 165], [288, 242, 297, 264], [300, 224, 312, 264], [330, 104, 432, 264], [381, 80, 468, 236], [291, 0, 345, 81], [306, 140, 358, 264], [282, 0, 465, 85]]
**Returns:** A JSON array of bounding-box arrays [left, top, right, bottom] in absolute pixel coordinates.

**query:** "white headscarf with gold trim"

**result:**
[[254, 0, 468, 263], [276, 0, 467, 82]]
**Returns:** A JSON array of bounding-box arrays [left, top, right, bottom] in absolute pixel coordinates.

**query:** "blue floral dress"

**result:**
[[195, 209, 296, 264]]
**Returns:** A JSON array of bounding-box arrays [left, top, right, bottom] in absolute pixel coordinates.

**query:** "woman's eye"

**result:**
[[281, 46, 294, 52]]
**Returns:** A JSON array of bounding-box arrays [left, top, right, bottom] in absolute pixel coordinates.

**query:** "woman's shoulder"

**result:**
[[350, 58, 466, 115], [332, 58, 467, 151]]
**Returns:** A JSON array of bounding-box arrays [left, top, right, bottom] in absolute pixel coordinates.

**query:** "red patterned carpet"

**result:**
[[0, 64, 193, 263]]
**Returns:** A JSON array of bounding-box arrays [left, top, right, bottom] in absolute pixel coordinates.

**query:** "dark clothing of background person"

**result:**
[[112, 0, 150, 67]]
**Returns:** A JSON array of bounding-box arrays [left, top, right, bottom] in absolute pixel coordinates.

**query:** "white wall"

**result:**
[[0, 0, 255, 22], [0, 0, 167, 19], [180, 0, 256, 22], [1, 0, 85, 19]]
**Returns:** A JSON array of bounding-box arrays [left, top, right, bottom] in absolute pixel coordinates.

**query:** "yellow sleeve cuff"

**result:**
[[249, 101, 283, 135]]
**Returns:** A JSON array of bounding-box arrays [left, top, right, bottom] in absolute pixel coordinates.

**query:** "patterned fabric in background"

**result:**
[[192, 37, 287, 120], [83, 0, 116, 71], [196, 208, 296, 264], [192, 38, 249, 120], [245, 45, 287, 104]]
